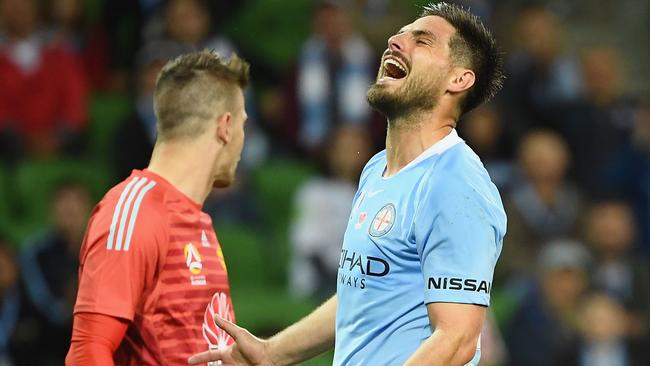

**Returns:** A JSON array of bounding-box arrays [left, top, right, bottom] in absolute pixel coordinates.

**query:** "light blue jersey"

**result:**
[[334, 130, 506, 366]]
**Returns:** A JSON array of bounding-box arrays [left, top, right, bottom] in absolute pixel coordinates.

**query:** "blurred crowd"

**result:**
[[0, 0, 648, 365]]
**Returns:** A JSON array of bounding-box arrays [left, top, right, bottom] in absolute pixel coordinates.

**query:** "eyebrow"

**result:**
[[397, 28, 437, 41]]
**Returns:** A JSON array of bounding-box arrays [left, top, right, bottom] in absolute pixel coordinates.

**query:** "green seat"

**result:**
[[230, 286, 314, 333], [222, 0, 313, 68], [215, 223, 266, 288], [302, 351, 334, 366], [230, 286, 334, 366], [88, 93, 132, 162], [0, 165, 14, 242], [250, 159, 315, 285], [14, 159, 110, 242], [229, 285, 333, 365], [490, 287, 524, 331]]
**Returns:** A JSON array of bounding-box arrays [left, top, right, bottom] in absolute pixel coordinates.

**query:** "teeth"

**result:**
[[383, 59, 407, 74]]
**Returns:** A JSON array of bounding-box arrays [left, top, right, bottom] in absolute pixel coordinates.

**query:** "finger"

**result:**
[[214, 315, 244, 341], [188, 349, 225, 365]]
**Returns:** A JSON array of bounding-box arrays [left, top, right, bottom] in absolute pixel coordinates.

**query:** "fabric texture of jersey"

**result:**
[[74, 169, 235, 365], [334, 129, 507, 366]]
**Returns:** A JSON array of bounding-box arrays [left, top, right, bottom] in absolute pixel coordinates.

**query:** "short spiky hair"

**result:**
[[421, 2, 504, 115], [154, 50, 250, 140], [157, 50, 250, 90]]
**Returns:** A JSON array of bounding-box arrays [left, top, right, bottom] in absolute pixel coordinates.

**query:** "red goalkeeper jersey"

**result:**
[[74, 169, 235, 365]]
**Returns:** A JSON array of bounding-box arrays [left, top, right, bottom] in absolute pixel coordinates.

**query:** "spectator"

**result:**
[[0, 0, 88, 161], [289, 126, 371, 300], [0, 241, 19, 366], [160, 0, 235, 55], [203, 171, 266, 231], [47, 0, 110, 90], [505, 240, 591, 366], [18, 181, 92, 363], [101, 1, 156, 91], [584, 201, 650, 342], [163, 0, 269, 167], [112, 39, 192, 182], [559, 293, 647, 365], [352, 0, 421, 52], [458, 104, 515, 190], [293, 0, 374, 155], [599, 98, 650, 252], [500, 7, 581, 138], [562, 47, 638, 195], [498, 130, 583, 282]]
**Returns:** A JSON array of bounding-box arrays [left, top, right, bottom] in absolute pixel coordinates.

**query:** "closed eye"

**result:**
[[411, 29, 436, 46]]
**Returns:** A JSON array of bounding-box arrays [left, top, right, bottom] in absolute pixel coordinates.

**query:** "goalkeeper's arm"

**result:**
[[66, 312, 129, 366]]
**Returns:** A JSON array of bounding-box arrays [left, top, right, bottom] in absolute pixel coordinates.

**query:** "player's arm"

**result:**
[[188, 295, 336, 366], [404, 302, 485, 366], [411, 169, 506, 366], [69, 196, 166, 363], [66, 312, 129, 366]]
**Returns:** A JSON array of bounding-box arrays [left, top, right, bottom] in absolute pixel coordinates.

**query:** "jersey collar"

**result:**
[[382, 129, 463, 179]]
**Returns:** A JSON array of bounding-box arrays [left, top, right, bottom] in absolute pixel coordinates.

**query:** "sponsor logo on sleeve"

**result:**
[[427, 277, 492, 294]]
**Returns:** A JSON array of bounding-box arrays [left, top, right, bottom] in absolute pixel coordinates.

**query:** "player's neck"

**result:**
[[147, 138, 215, 205], [384, 111, 455, 177]]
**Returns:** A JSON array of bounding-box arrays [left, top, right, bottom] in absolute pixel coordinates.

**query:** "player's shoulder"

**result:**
[[432, 143, 490, 188], [423, 142, 503, 209], [100, 173, 167, 219], [417, 143, 506, 234], [359, 150, 386, 182], [89, 172, 170, 245]]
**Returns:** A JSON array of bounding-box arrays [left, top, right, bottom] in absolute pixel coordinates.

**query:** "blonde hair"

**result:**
[[154, 50, 250, 140]]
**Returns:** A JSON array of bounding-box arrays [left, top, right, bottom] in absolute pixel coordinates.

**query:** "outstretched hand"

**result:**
[[188, 316, 276, 366]]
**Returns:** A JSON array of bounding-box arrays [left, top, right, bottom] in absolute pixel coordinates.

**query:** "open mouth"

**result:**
[[381, 58, 408, 80]]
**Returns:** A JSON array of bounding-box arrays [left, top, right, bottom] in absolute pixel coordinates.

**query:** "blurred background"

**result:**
[[0, 0, 648, 365]]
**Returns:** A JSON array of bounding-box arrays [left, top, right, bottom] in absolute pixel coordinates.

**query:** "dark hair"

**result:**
[[420, 2, 504, 115]]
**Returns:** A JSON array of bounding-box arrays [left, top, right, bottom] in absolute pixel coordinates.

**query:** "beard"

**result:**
[[367, 71, 443, 123]]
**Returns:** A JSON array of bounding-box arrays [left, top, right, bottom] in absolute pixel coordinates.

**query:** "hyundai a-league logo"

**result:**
[[369, 203, 396, 237], [184, 243, 202, 275]]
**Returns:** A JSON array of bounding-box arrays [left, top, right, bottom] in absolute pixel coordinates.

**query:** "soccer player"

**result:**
[[189, 2, 506, 366], [66, 50, 250, 365]]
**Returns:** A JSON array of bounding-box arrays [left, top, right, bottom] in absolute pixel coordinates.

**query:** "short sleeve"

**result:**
[[74, 202, 166, 320], [415, 177, 505, 306]]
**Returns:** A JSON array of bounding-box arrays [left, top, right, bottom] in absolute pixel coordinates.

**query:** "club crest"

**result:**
[[369, 203, 396, 237]]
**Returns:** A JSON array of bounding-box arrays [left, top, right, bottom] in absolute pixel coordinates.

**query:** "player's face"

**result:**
[[213, 90, 246, 188], [367, 16, 457, 119]]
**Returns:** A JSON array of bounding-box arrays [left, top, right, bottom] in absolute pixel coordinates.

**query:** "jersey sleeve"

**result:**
[[414, 174, 505, 307], [66, 312, 129, 366], [74, 198, 166, 320]]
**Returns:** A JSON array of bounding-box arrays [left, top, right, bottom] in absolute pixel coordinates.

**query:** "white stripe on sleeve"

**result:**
[[122, 180, 157, 252], [114, 177, 149, 251], [107, 177, 140, 250]]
